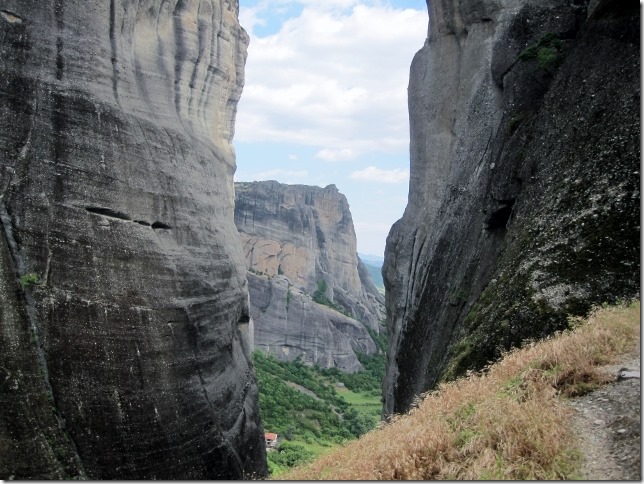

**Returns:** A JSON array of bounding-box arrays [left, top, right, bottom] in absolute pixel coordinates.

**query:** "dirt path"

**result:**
[[568, 347, 641, 480]]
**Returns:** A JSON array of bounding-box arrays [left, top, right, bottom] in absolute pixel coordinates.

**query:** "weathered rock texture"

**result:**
[[235, 181, 384, 371], [0, 1, 267, 479], [247, 273, 377, 373], [383, 0, 640, 416]]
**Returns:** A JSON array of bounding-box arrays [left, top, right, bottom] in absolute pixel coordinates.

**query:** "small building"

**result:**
[[265, 432, 278, 449]]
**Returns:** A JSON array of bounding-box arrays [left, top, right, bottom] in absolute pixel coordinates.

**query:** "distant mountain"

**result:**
[[358, 253, 384, 266], [358, 254, 384, 292], [362, 262, 384, 292]]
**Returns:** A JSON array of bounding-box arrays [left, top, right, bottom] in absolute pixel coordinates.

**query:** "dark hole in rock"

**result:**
[[134, 220, 151, 227], [485, 199, 515, 230], [86, 206, 131, 221], [151, 221, 172, 230], [238, 313, 250, 324]]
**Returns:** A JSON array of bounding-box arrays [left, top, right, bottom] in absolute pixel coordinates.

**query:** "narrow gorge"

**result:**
[[0, 0, 639, 479]]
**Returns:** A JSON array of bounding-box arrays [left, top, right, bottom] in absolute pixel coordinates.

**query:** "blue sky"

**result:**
[[234, 0, 428, 257]]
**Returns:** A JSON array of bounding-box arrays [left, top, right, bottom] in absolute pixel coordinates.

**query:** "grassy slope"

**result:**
[[280, 301, 640, 480], [336, 387, 381, 424]]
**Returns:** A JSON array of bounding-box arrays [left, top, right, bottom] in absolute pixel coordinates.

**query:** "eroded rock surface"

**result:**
[[384, 0, 639, 416], [247, 273, 376, 372], [235, 181, 384, 370], [0, 1, 266, 479]]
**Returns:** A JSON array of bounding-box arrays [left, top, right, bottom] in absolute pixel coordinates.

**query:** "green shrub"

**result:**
[[365, 326, 388, 352], [312, 279, 353, 316], [321, 352, 386, 394], [313, 279, 330, 305], [518, 33, 564, 70], [20, 273, 40, 288], [252, 349, 385, 470], [269, 441, 315, 469]]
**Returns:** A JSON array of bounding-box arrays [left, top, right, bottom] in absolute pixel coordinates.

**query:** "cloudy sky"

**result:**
[[234, 0, 428, 257]]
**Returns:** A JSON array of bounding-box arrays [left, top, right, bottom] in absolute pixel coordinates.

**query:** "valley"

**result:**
[[0, 0, 638, 479], [253, 350, 384, 476]]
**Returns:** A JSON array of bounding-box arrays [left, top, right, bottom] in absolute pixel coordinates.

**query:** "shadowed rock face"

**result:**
[[235, 180, 385, 371], [0, 1, 267, 479], [383, 0, 639, 416], [247, 273, 377, 373]]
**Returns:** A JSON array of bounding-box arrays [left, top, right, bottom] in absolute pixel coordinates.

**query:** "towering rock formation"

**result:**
[[235, 181, 385, 371], [0, 1, 266, 479], [384, 0, 639, 416]]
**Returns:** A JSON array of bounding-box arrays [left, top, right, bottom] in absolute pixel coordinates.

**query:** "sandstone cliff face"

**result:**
[[235, 181, 384, 371], [383, 0, 639, 416], [0, 1, 266, 479]]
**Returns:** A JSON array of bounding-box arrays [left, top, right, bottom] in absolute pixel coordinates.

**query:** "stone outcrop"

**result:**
[[383, 0, 639, 416], [235, 181, 385, 370], [0, 1, 266, 479], [247, 273, 376, 373]]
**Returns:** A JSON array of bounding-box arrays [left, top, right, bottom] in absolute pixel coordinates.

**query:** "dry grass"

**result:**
[[280, 301, 640, 480]]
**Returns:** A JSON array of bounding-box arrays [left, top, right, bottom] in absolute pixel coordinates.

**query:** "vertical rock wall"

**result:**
[[383, 0, 639, 416], [235, 180, 384, 371], [235, 180, 385, 331], [0, 0, 267, 479]]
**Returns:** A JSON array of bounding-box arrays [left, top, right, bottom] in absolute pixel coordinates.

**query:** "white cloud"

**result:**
[[236, 2, 427, 159], [316, 148, 357, 161], [350, 166, 409, 183], [353, 221, 396, 256], [288, 154, 299, 160], [239, 6, 264, 34]]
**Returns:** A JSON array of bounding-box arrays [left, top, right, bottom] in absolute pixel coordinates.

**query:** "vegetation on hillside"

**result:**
[[252, 351, 385, 476], [321, 352, 386, 396], [518, 32, 564, 70], [280, 301, 640, 480], [311, 279, 353, 317]]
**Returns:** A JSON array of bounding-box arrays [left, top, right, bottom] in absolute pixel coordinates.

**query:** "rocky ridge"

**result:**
[[383, 0, 640, 416], [0, 1, 266, 479], [235, 180, 385, 371]]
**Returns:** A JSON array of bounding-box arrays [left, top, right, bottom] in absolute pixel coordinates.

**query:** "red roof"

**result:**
[[265, 432, 278, 440]]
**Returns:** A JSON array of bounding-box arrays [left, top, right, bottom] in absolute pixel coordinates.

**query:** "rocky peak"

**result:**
[[235, 180, 385, 330], [235, 180, 385, 371]]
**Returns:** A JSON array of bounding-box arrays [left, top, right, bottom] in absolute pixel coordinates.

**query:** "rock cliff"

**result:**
[[0, 1, 266, 479], [383, 0, 639, 416], [235, 181, 385, 371], [247, 273, 377, 373]]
